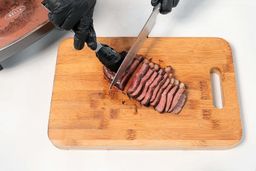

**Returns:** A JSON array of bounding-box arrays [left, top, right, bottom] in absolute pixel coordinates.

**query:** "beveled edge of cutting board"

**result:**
[[48, 139, 243, 150], [48, 37, 244, 150]]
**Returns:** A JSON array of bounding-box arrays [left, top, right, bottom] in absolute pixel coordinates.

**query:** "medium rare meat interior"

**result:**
[[103, 53, 187, 114]]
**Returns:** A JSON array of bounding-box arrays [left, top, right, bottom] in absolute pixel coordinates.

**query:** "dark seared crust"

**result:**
[[140, 69, 165, 106], [155, 79, 175, 113], [165, 81, 180, 112], [150, 73, 168, 103], [172, 93, 187, 114], [127, 62, 150, 94], [150, 67, 172, 103], [136, 64, 159, 101], [129, 63, 154, 98], [151, 78, 170, 107], [119, 56, 144, 90], [103, 67, 122, 89], [169, 84, 186, 112], [103, 66, 114, 81]]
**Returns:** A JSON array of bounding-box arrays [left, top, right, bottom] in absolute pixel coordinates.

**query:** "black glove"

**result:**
[[151, 0, 179, 14], [42, 0, 97, 50], [96, 44, 126, 72]]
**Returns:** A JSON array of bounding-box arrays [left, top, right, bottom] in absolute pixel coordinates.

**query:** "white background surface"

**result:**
[[0, 0, 256, 170]]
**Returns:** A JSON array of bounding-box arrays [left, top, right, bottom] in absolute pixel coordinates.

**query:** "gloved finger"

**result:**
[[43, 0, 59, 12], [85, 25, 97, 50], [73, 19, 85, 50], [73, 19, 89, 42], [75, 26, 97, 50], [160, 0, 172, 14], [151, 0, 160, 6], [73, 16, 96, 50], [74, 35, 85, 50], [61, 12, 83, 30], [173, 0, 180, 7], [72, 1, 97, 51], [47, 2, 71, 28], [48, 12, 66, 28], [48, 14, 62, 30], [61, 1, 88, 30]]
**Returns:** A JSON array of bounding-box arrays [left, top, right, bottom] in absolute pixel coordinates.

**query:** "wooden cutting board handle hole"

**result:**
[[210, 68, 224, 109]]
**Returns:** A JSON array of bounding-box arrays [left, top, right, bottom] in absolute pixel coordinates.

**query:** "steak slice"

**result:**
[[155, 78, 175, 113], [136, 64, 160, 101], [103, 67, 114, 81], [140, 68, 165, 106], [150, 77, 171, 107], [103, 56, 143, 90], [103, 67, 122, 88], [119, 56, 144, 90], [165, 80, 180, 112], [150, 67, 172, 103], [169, 83, 186, 112], [172, 93, 187, 114], [127, 60, 150, 94], [129, 62, 155, 98]]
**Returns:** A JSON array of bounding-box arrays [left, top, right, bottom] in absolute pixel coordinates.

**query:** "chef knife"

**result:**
[[109, 4, 161, 89]]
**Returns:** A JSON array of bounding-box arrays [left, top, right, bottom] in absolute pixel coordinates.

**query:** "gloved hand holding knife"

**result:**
[[42, 0, 179, 72]]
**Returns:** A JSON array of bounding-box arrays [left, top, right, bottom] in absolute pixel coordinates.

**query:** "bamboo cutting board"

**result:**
[[48, 37, 242, 149]]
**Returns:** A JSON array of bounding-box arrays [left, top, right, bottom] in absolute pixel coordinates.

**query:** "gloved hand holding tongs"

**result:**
[[42, 0, 179, 72]]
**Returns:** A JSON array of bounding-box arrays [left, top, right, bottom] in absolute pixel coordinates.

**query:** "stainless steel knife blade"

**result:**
[[109, 4, 161, 89]]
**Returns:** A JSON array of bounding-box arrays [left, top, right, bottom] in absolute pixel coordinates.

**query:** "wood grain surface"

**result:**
[[48, 37, 242, 149]]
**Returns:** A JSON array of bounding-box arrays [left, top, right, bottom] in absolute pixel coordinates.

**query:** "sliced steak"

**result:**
[[150, 77, 171, 107], [103, 67, 114, 81], [103, 67, 122, 88], [127, 60, 150, 94], [172, 93, 187, 114], [150, 67, 172, 103], [169, 83, 186, 112], [103, 56, 143, 90], [103, 54, 187, 114], [136, 64, 160, 101], [129, 62, 155, 98], [165, 80, 180, 112], [140, 68, 165, 106], [155, 78, 175, 113], [119, 56, 144, 90]]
